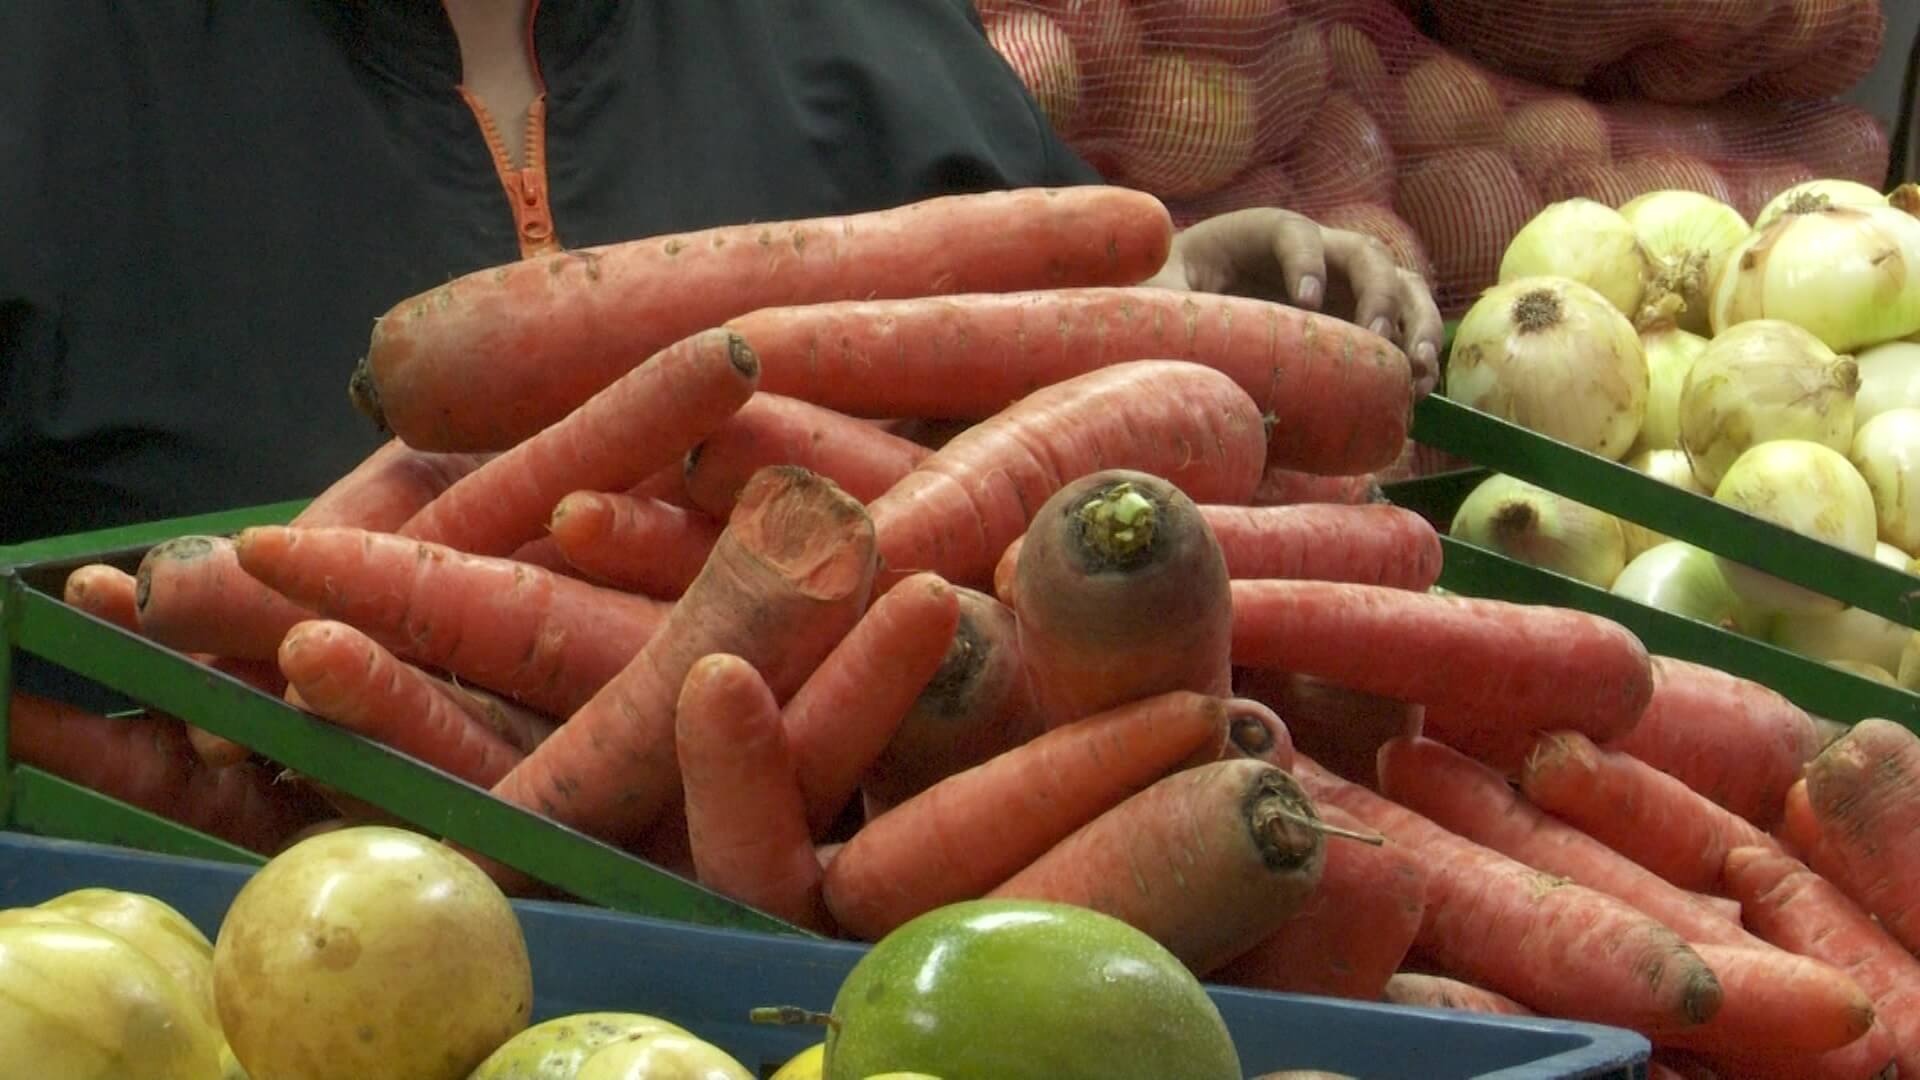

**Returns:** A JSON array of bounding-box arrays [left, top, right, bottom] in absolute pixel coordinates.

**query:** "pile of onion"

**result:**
[[1708, 200, 1920, 353], [1677, 319, 1858, 491], [1449, 473, 1626, 588], [1497, 198, 1649, 319], [1712, 439, 1879, 616], [1769, 541, 1917, 674], [1849, 407, 1920, 553], [1618, 448, 1709, 559], [1611, 541, 1763, 637], [1616, 189, 1750, 336]]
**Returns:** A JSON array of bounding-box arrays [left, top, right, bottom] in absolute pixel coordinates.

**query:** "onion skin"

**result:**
[[1497, 198, 1650, 319], [1610, 541, 1761, 637], [1849, 408, 1920, 553], [1852, 341, 1920, 431], [1712, 439, 1879, 616], [1752, 179, 1889, 232], [1678, 319, 1858, 492], [1617, 190, 1749, 337], [1449, 473, 1626, 588], [1709, 203, 1920, 354]]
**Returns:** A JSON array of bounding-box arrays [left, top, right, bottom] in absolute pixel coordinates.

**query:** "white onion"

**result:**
[[1708, 203, 1920, 353], [1849, 407, 1920, 553], [1752, 178, 1889, 231], [1854, 341, 1920, 430], [1629, 323, 1710, 456], [1610, 541, 1762, 635], [1678, 319, 1859, 491], [1617, 189, 1750, 336], [1769, 542, 1915, 672], [1713, 439, 1879, 615], [1446, 276, 1649, 461], [1831, 660, 1897, 685], [1618, 448, 1709, 559], [1498, 199, 1651, 319], [1899, 631, 1920, 692], [1450, 473, 1626, 588]]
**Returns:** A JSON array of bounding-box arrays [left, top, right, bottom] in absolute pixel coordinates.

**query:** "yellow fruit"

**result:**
[[213, 825, 533, 1080], [574, 1030, 755, 1080], [770, 1042, 826, 1080], [0, 921, 222, 1079], [37, 887, 219, 1031], [468, 1011, 696, 1080]]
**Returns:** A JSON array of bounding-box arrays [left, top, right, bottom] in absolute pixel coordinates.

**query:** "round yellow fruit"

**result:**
[[212, 825, 533, 1080], [574, 1030, 755, 1080], [37, 887, 219, 1030], [770, 1042, 826, 1080], [468, 1011, 696, 1080], [0, 920, 223, 1079]]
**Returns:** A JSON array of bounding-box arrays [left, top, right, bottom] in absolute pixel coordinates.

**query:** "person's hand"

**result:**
[[1149, 207, 1444, 398]]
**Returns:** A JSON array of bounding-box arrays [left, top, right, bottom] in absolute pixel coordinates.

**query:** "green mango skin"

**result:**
[[824, 899, 1240, 1080], [466, 1012, 694, 1080]]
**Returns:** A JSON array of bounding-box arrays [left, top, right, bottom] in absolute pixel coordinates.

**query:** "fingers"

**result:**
[[1323, 228, 1445, 398], [1263, 212, 1329, 311], [1397, 269, 1446, 399]]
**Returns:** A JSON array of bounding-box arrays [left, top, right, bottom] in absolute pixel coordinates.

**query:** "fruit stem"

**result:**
[[750, 1006, 840, 1031], [1275, 806, 1386, 847]]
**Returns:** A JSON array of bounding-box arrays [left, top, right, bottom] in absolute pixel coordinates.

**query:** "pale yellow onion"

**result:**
[[1899, 631, 1920, 691], [1678, 319, 1858, 491], [1617, 189, 1749, 335], [1610, 540, 1763, 635], [1854, 341, 1920, 430], [1708, 203, 1920, 353], [1619, 448, 1709, 559], [1446, 277, 1649, 460], [1830, 660, 1897, 685], [1768, 542, 1915, 672], [1450, 473, 1626, 587], [1498, 198, 1651, 319], [1628, 322, 1710, 456], [1752, 178, 1889, 231], [1713, 439, 1879, 615], [1849, 407, 1920, 552]]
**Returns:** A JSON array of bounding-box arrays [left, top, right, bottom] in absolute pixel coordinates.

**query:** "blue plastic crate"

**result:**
[[0, 831, 1650, 1079]]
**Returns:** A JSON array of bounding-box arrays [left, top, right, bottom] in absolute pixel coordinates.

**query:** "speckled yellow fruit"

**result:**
[[212, 825, 532, 1080], [770, 1043, 826, 1080], [37, 887, 219, 1031], [573, 1030, 755, 1079], [0, 920, 223, 1079], [467, 1012, 696, 1080]]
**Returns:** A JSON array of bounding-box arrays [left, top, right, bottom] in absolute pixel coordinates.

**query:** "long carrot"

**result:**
[[134, 536, 315, 662], [1210, 804, 1426, 1001], [1011, 470, 1232, 729], [1294, 755, 1723, 1033], [780, 573, 960, 837], [276, 620, 525, 788], [1380, 974, 1535, 1016], [1518, 731, 1782, 894], [396, 327, 758, 557], [737, 286, 1412, 476], [683, 393, 931, 517], [1657, 943, 1876, 1057], [489, 466, 877, 847], [1722, 845, 1920, 1076], [546, 491, 721, 600], [867, 360, 1267, 593], [990, 758, 1327, 974], [1801, 718, 1920, 955], [1777, 777, 1847, 880], [823, 690, 1235, 942], [1231, 582, 1654, 744], [232, 526, 670, 719], [295, 437, 492, 532], [353, 186, 1175, 451], [675, 654, 833, 933], [7, 692, 328, 854], [1604, 657, 1819, 829], [1251, 465, 1388, 507], [1377, 736, 1757, 946], [1684, 1021, 1899, 1080], [451, 683, 559, 757], [1232, 669, 1420, 789]]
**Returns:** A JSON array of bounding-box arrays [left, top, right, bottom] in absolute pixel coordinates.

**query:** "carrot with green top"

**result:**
[[547, 491, 721, 600], [683, 393, 932, 517]]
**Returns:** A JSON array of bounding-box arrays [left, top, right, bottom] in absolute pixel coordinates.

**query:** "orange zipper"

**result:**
[[461, 87, 560, 259]]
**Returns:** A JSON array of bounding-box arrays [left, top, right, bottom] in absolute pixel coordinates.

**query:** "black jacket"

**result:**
[[1, 0, 1099, 545]]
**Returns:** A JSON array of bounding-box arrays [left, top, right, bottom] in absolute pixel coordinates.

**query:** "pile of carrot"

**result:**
[[20, 185, 1920, 1076]]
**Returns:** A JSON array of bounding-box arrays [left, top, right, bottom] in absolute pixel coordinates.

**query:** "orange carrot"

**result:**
[[6, 692, 328, 853], [1722, 845, 1920, 1075], [1657, 943, 1875, 1057], [1379, 736, 1756, 945], [684, 393, 932, 517], [990, 758, 1327, 974], [1231, 582, 1654, 744], [1223, 697, 1296, 772], [1294, 755, 1723, 1033], [1604, 657, 1819, 829], [1251, 465, 1387, 507], [1518, 731, 1783, 894], [823, 690, 1235, 942], [353, 186, 1175, 451], [397, 327, 758, 557], [1686, 1020, 1899, 1080], [1211, 804, 1426, 1001], [276, 620, 525, 788], [780, 573, 961, 837], [134, 536, 315, 662], [295, 437, 492, 532], [675, 654, 833, 933], [1233, 669, 1420, 789], [233, 526, 670, 719], [489, 466, 877, 847], [860, 587, 1041, 814], [450, 683, 559, 757], [1380, 974, 1535, 1016], [738, 287, 1412, 476], [1011, 469, 1233, 729], [868, 360, 1267, 593], [1777, 777, 1846, 878], [1802, 718, 1920, 955], [547, 491, 722, 599]]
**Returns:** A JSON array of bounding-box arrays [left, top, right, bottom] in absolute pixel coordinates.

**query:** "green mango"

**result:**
[[466, 1012, 694, 1080], [823, 899, 1239, 1080]]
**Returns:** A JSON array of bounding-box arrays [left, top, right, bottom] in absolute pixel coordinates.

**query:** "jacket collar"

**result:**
[[321, 0, 625, 94]]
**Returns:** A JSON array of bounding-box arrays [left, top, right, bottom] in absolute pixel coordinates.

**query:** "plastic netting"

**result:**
[[976, 0, 1893, 314]]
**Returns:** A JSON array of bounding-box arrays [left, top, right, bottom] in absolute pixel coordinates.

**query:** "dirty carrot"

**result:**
[[867, 360, 1267, 593], [781, 573, 960, 837], [63, 564, 140, 630], [354, 186, 1174, 451], [276, 620, 525, 788], [1011, 469, 1233, 729], [1657, 943, 1875, 1057], [1380, 974, 1535, 1016], [547, 491, 721, 600], [738, 286, 1412, 476], [1231, 582, 1654, 744], [990, 758, 1327, 974], [489, 466, 877, 848], [823, 690, 1235, 942], [1685, 1021, 1899, 1080], [233, 525, 670, 719], [134, 536, 315, 662], [397, 327, 758, 557], [676, 654, 833, 933], [683, 393, 932, 517], [1802, 718, 1920, 955], [1232, 669, 1420, 789], [295, 437, 492, 532]]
